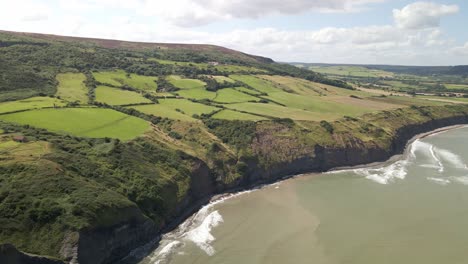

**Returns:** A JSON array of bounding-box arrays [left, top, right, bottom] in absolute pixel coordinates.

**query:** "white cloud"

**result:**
[[451, 42, 468, 56], [0, 0, 52, 22], [54, 0, 385, 27], [393, 2, 459, 30]]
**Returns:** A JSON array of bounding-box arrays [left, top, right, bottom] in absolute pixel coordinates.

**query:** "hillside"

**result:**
[[1, 31, 468, 264]]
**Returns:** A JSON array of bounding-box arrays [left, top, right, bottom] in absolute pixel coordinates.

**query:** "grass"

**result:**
[[235, 87, 262, 95], [129, 98, 220, 122], [95, 86, 152, 105], [225, 102, 323, 121], [212, 109, 267, 121], [445, 83, 468, 90], [93, 70, 158, 91], [211, 76, 235, 83], [230, 75, 279, 93], [176, 89, 217, 100], [310, 66, 393, 78], [56, 73, 88, 103], [0, 108, 149, 141], [0, 97, 65, 114], [168, 75, 206, 89], [214, 88, 260, 103], [129, 104, 196, 122]]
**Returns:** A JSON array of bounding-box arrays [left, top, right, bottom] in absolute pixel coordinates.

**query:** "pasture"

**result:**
[[0, 97, 65, 114], [0, 108, 149, 141], [93, 70, 158, 91], [309, 66, 393, 78], [214, 88, 260, 103], [56, 73, 88, 103], [176, 89, 217, 100], [212, 109, 267, 121], [230, 75, 279, 93], [129, 99, 219, 121], [225, 102, 325, 121], [168, 75, 206, 89], [95, 86, 152, 105]]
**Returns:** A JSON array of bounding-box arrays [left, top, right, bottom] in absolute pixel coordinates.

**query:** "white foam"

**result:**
[[429, 145, 444, 173], [151, 241, 182, 264], [436, 148, 468, 170], [183, 210, 223, 256], [427, 177, 451, 185], [354, 160, 408, 185], [453, 176, 468, 185]]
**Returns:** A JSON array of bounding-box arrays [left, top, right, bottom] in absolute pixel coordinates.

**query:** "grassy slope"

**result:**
[[56, 73, 89, 103], [0, 108, 149, 141], [2, 30, 468, 262], [95, 86, 152, 105], [93, 70, 158, 91], [0, 97, 65, 114]]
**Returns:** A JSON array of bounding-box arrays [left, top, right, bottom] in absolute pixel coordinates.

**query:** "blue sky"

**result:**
[[1, 0, 467, 65]]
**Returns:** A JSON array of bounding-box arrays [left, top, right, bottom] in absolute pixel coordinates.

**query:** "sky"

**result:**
[[1, 0, 467, 65]]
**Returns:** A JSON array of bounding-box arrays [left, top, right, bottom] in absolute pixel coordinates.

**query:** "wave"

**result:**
[[183, 210, 223, 256], [427, 177, 451, 185], [452, 176, 468, 185], [150, 241, 183, 264], [354, 160, 408, 185]]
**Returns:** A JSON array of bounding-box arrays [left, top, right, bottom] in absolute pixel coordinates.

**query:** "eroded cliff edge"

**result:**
[[2, 104, 468, 264]]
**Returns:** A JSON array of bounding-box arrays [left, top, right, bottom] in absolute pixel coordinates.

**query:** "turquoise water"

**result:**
[[141, 126, 468, 264]]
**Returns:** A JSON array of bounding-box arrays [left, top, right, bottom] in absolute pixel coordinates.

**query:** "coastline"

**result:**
[[122, 123, 468, 264]]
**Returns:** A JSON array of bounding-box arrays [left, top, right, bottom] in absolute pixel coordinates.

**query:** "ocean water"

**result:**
[[140, 126, 468, 264]]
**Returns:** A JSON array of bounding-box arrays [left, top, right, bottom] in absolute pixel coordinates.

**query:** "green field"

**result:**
[[168, 75, 206, 89], [211, 76, 235, 83], [129, 98, 219, 121], [95, 86, 152, 105], [230, 75, 278, 93], [0, 97, 65, 114], [56, 73, 88, 103], [226, 102, 322, 121], [93, 70, 158, 91], [445, 83, 468, 90], [309, 65, 393, 78], [212, 109, 267, 121], [130, 104, 195, 122], [0, 108, 149, 141], [176, 89, 217, 100], [214, 88, 260, 103], [235, 87, 262, 95]]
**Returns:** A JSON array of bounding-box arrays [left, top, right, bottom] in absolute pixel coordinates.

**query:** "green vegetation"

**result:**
[[0, 108, 149, 141], [93, 70, 158, 91], [56, 73, 89, 104], [0, 97, 65, 114], [168, 75, 206, 89], [2, 30, 468, 262], [129, 99, 219, 121], [214, 88, 260, 103], [95, 86, 152, 105], [212, 110, 267, 121]]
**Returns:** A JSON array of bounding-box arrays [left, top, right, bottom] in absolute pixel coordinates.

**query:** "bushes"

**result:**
[[204, 119, 256, 149], [320, 120, 334, 134]]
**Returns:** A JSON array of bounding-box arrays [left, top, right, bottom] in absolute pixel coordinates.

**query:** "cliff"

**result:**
[[2, 105, 468, 264]]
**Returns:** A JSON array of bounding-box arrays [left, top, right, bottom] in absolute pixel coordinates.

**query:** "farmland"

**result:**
[[95, 86, 152, 105], [128, 99, 219, 122], [56, 73, 88, 103], [0, 97, 65, 114], [214, 88, 260, 103], [212, 109, 267, 121], [168, 75, 206, 89], [0, 108, 149, 141], [93, 70, 158, 91]]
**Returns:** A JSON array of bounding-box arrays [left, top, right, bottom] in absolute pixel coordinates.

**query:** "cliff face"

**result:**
[[4, 107, 468, 264]]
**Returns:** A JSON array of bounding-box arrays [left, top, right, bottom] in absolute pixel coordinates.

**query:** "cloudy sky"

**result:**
[[1, 0, 467, 65]]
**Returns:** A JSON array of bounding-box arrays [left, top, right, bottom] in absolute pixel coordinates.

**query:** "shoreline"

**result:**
[[123, 124, 467, 264]]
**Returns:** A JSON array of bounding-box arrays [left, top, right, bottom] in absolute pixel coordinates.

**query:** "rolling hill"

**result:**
[[1, 30, 468, 264]]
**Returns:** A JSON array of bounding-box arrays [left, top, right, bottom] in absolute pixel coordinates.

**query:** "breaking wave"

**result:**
[[354, 160, 408, 185], [184, 210, 223, 256]]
